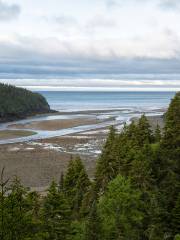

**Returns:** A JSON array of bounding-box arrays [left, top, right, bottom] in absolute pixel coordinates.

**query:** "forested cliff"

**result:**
[[0, 83, 51, 122], [0, 92, 179, 240]]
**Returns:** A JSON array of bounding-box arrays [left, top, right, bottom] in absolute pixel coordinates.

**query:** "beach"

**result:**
[[0, 110, 164, 193]]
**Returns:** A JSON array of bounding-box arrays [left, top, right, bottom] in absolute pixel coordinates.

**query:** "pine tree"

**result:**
[[172, 193, 180, 236], [158, 92, 180, 238], [98, 175, 143, 240], [154, 124, 161, 143], [84, 201, 101, 240], [64, 156, 90, 219], [0, 168, 9, 240], [137, 114, 153, 146], [42, 180, 72, 240], [6, 177, 32, 240], [95, 126, 118, 193]]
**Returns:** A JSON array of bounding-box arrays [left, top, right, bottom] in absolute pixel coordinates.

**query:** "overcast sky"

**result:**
[[0, 0, 180, 90]]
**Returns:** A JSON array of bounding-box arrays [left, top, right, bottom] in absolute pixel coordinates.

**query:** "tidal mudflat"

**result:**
[[0, 109, 164, 192]]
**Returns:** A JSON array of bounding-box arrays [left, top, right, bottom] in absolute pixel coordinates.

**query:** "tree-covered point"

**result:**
[[0, 83, 51, 122]]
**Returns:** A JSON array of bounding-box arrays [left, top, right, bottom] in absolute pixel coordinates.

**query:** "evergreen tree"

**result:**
[[42, 181, 71, 240], [64, 157, 90, 219], [172, 193, 180, 235], [84, 201, 101, 240], [99, 175, 143, 240], [137, 114, 153, 146], [0, 168, 9, 240], [6, 177, 32, 240], [158, 92, 180, 238], [154, 124, 161, 143], [95, 126, 117, 193]]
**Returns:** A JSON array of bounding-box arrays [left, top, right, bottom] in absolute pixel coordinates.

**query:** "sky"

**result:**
[[0, 0, 180, 91]]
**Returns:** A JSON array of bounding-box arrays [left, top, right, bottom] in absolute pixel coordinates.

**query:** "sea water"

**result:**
[[38, 91, 175, 112]]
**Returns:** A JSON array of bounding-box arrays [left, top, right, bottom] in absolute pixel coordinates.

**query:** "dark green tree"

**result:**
[[136, 114, 153, 146], [42, 180, 72, 240], [172, 193, 180, 235], [99, 175, 143, 240], [154, 124, 161, 143], [95, 126, 118, 193], [0, 168, 9, 240], [84, 201, 101, 240], [64, 157, 90, 218], [6, 177, 32, 240]]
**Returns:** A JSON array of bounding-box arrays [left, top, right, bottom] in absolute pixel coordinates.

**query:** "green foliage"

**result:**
[[154, 124, 161, 142], [84, 201, 101, 240], [95, 126, 118, 192], [64, 156, 90, 219], [0, 83, 50, 121], [0, 92, 179, 240], [172, 194, 180, 235], [174, 234, 180, 240], [42, 181, 72, 240], [99, 175, 143, 240]]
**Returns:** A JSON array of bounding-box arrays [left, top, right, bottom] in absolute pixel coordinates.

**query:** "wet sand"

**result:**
[[0, 135, 100, 192], [0, 114, 164, 192], [0, 130, 36, 140], [8, 118, 101, 131]]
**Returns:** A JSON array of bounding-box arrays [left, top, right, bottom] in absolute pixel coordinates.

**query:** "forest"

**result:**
[[0, 92, 179, 240], [0, 83, 51, 122]]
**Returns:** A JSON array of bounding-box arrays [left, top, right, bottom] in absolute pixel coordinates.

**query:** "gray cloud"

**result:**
[[0, 0, 21, 21], [86, 15, 116, 29], [105, 0, 180, 11], [158, 0, 180, 10], [54, 15, 78, 25]]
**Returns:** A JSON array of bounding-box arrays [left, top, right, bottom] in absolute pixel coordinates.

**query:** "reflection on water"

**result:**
[[0, 107, 165, 144]]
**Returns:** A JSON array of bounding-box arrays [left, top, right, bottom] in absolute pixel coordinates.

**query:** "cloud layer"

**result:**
[[0, 0, 180, 90], [0, 0, 20, 21]]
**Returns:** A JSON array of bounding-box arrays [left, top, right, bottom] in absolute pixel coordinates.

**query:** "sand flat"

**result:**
[[8, 118, 101, 131], [0, 130, 36, 140]]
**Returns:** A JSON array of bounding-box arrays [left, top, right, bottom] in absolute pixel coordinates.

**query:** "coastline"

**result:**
[[0, 112, 164, 192]]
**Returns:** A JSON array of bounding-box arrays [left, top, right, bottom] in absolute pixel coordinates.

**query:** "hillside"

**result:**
[[0, 83, 52, 122], [0, 92, 179, 239]]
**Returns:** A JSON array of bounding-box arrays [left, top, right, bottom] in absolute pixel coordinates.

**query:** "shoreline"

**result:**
[[0, 113, 164, 191]]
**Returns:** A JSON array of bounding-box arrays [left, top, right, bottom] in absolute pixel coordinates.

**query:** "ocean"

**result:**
[[38, 91, 175, 112]]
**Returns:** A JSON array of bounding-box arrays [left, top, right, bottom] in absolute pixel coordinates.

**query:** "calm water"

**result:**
[[38, 91, 175, 111], [0, 91, 176, 144]]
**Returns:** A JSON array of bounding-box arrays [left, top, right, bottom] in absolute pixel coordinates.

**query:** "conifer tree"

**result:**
[[64, 156, 90, 218], [84, 201, 101, 240], [95, 126, 117, 193], [158, 92, 180, 238], [137, 114, 153, 146], [99, 175, 143, 240], [154, 124, 161, 143], [42, 180, 71, 240], [172, 193, 180, 236], [0, 168, 9, 240], [6, 177, 32, 240]]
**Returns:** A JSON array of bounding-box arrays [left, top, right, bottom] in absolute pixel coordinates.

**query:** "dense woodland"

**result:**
[[0, 83, 51, 122], [0, 92, 179, 240]]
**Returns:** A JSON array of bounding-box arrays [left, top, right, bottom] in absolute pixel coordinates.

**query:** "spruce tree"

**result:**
[[172, 193, 180, 236], [6, 177, 32, 240], [137, 114, 153, 146], [42, 180, 71, 240], [158, 92, 180, 237], [95, 126, 117, 193], [0, 168, 9, 240], [84, 201, 101, 240], [99, 175, 143, 240], [154, 124, 161, 143], [64, 156, 90, 219]]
